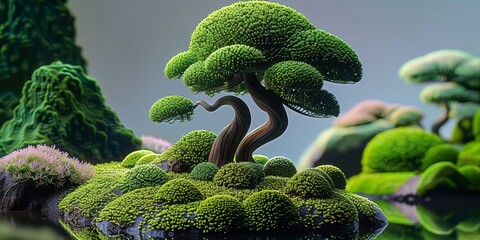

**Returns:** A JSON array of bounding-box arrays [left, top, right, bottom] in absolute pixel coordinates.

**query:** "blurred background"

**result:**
[[67, 0, 480, 164]]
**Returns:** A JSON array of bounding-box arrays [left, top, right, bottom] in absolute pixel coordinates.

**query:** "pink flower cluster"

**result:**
[[141, 135, 172, 153], [0, 145, 95, 187]]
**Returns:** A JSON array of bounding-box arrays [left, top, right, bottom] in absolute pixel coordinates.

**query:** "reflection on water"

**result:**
[[3, 194, 480, 239]]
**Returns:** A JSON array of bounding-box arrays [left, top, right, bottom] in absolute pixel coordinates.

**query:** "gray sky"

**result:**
[[68, 0, 480, 164]]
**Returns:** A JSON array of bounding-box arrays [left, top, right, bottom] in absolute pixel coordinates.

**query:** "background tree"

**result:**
[[162, 1, 362, 163], [0, 0, 86, 125], [399, 50, 480, 137], [149, 95, 251, 167]]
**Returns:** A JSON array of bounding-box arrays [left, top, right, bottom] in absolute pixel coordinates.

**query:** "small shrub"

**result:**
[[285, 169, 333, 199], [238, 161, 265, 183], [0, 145, 94, 187], [195, 195, 244, 233], [121, 150, 155, 168], [316, 165, 347, 189], [121, 165, 170, 192], [253, 154, 269, 164], [213, 162, 258, 189], [190, 162, 219, 181], [263, 156, 297, 178], [243, 190, 299, 231], [156, 178, 204, 204]]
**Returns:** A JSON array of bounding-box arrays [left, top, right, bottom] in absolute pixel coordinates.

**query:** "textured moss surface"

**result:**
[[156, 178, 204, 204], [316, 165, 347, 190], [263, 156, 297, 178], [253, 154, 269, 164], [362, 128, 442, 172], [285, 169, 334, 199], [213, 162, 258, 189], [0, 0, 86, 125], [121, 165, 170, 192], [0, 62, 141, 163], [420, 144, 458, 171], [195, 195, 244, 233], [190, 162, 219, 181], [121, 150, 154, 168], [149, 95, 194, 123]]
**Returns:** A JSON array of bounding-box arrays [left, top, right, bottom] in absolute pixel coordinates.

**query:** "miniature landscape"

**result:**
[[1, 0, 479, 239]]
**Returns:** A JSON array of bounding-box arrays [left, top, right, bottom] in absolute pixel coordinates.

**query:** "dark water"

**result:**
[[2, 195, 480, 240]]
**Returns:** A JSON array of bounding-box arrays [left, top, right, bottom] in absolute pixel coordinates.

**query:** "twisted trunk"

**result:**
[[194, 96, 251, 167], [432, 101, 450, 137], [235, 73, 288, 162]]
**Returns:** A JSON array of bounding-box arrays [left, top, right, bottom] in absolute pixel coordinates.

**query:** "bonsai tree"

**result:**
[[150, 95, 251, 167], [399, 50, 480, 136], [159, 1, 362, 164], [0, 0, 86, 125]]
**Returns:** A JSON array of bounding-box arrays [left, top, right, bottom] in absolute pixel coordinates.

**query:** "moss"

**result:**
[[256, 176, 289, 191], [316, 165, 347, 190], [151, 130, 217, 172], [59, 174, 125, 219], [195, 195, 245, 233], [263, 156, 297, 178], [156, 178, 204, 205], [213, 162, 258, 189], [292, 192, 358, 234], [362, 127, 443, 172], [204, 44, 265, 73], [417, 162, 470, 195], [121, 165, 170, 192], [237, 161, 265, 183], [420, 144, 458, 171], [120, 150, 155, 168], [149, 95, 194, 123], [347, 172, 415, 195], [190, 162, 219, 181], [135, 153, 161, 166], [243, 190, 299, 231], [458, 165, 480, 191], [337, 191, 384, 229], [96, 187, 158, 225], [182, 61, 236, 96], [285, 169, 333, 199], [143, 201, 200, 232], [253, 154, 269, 164], [164, 51, 198, 79], [458, 141, 480, 166]]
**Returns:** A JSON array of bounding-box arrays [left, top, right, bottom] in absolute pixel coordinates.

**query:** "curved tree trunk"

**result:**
[[194, 96, 251, 167], [235, 73, 288, 162], [432, 101, 450, 136]]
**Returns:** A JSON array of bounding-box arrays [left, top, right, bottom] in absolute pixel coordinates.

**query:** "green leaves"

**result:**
[[164, 51, 198, 79], [149, 95, 194, 123]]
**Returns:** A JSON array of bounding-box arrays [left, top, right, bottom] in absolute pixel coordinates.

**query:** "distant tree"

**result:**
[[160, 1, 362, 164], [399, 50, 480, 137]]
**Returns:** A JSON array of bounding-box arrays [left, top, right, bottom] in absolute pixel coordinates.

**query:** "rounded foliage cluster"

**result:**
[[285, 169, 334, 199], [164, 51, 198, 79], [195, 195, 244, 233], [238, 161, 265, 183], [204, 44, 265, 73], [135, 153, 161, 166], [0, 145, 94, 188], [458, 141, 480, 166], [362, 127, 443, 172], [190, 162, 219, 181], [156, 178, 204, 204], [420, 144, 458, 171], [213, 162, 258, 189], [263, 156, 297, 178], [149, 95, 194, 123], [243, 190, 299, 231], [122, 165, 170, 192], [253, 154, 269, 164], [316, 165, 347, 190], [121, 150, 155, 168]]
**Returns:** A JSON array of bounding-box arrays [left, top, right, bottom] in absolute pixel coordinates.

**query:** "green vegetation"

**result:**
[[362, 127, 442, 172], [0, 62, 141, 163], [213, 162, 258, 189], [316, 165, 347, 189], [156, 178, 204, 204], [253, 154, 269, 164], [285, 169, 334, 199], [195, 195, 244, 233], [149, 95, 194, 123], [347, 172, 415, 195], [190, 162, 219, 181], [420, 144, 458, 171], [120, 150, 154, 168], [121, 165, 170, 192], [135, 153, 161, 166], [263, 156, 297, 177], [458, 141, 480, 166]]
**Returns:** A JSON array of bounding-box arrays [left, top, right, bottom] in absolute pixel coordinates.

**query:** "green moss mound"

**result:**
[[121, 165, 170, 192], [195, 195, 244, 233], [347, 172, 415, 195], [263, 156, 297, 178], [417, 162, 471, 195], [135, 153, 161, 166], [0, 0, 86, 125], [243, 190, 299, 231], [121, 150, 155, 168], [213, 162, 258, 189], [156, 178, 204, 204], [285, 169, 334, 199], [458, 141, 480, 166], [152, 130, 217, 172], [316, 165, 347, 190], [0, 62, 141, 163], [338, 191, 385, 232], [420, 144, 458, 171], [362, 127, 443, 172], [237, 161, 265, 183], [190, 162, 219, 181], [253, 154, 269, 164]]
